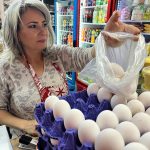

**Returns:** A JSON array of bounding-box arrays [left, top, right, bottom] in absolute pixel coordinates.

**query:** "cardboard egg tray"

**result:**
[[34, 90, 112, 150]]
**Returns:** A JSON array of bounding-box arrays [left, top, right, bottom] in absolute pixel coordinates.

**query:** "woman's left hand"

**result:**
[[22, 120, 39, 137]]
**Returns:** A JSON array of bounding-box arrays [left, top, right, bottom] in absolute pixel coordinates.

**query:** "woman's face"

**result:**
[[18, 8, 49, 53]]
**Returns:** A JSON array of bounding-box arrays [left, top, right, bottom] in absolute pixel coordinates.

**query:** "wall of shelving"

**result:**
[[79, 1, 108, 48], [117, 0, 150, 42]]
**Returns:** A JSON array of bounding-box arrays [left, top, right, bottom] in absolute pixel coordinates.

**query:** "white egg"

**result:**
[[127, 99, 145, 116], [138, 91, 150, 109], [131, 112, 150, 135], [95, 128, 125, 150], [96, 110, 119, 130], [110, 63, 125, 78], [113, 104, 132, 123], [123, 79, 137, 96], [139, 132, 150, 150], [116, 121, 140, 144], [97, 87, 113, 103], [53, 100, 71, 119], [64, 109, 85, 130], [87, 83, 100, 96], [126, 92, 138, 102], [44, 95, 59, 110], [78, 119, 100, 145], [50, 138, 59, 146], [111, 95, 127, 109], [146, 107, 150, 115], [123, 142, 148, 150]]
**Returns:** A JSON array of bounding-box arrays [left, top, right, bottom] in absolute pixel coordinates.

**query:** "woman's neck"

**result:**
[[24, 51, 43, 65], [23, 51, 44, 76]]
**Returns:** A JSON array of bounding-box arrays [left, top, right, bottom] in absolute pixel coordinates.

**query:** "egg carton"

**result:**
[[34, 90, 112, 150]]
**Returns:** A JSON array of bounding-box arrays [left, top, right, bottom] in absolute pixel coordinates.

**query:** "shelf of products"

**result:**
[[117, 0, 150, 91], [117, 0, 150, 42], [79, 1, 109, 47], [56, 1, 74, 47]]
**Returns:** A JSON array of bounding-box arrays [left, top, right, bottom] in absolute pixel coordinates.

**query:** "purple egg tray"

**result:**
[[34, 90, 112, 150]]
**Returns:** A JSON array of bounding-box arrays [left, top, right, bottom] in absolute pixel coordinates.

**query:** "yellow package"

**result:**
[[142, 66, 150, 90]]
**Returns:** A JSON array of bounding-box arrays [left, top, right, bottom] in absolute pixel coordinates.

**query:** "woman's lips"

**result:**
[[37, 39, 47, 43]]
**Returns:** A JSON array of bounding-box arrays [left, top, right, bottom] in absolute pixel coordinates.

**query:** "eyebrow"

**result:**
[[26, 20, 46, 25]]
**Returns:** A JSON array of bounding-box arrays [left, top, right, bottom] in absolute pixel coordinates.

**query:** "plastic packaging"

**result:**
[[80, 31, 146, 97]]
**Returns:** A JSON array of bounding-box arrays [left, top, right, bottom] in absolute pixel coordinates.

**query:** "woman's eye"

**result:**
[[29, 24, 37, 28], [43, 23, 48, 27]]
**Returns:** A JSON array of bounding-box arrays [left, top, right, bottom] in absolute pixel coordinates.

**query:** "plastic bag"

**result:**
[[80, 31, 146, 97]]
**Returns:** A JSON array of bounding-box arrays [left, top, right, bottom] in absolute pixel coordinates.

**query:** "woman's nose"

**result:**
[[38, 26, 47, 34]]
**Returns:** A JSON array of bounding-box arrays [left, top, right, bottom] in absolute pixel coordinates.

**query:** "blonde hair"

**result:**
[[2, 0, 54, 58]]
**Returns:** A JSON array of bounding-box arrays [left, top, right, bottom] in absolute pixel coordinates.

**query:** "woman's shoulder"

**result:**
[[45, 45, 61, 61], [0, 50, 13, 72], [0, 53, 10, 67]]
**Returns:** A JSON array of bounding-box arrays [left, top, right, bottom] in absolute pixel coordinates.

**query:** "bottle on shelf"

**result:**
[[98, 8, 103, 23], [63, 17, 67, 30], [91, 29, 96, 43], [86, 28, 92, 42], [87, 9, 93, 23], [84, 28, 87, 41], [131, 5, 144, 21], [93, 7, 98, 23], [96, 0, 103, 6], [144, 6, 150, 20], [83, 9, 89, 22], [68, 33, 73, 47]]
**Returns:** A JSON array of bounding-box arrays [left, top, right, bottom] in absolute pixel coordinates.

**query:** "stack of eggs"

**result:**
[[34, 88, 112, 150], [35, 63, 150, 150]]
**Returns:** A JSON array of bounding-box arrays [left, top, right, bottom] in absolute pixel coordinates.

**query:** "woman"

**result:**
[[0, 0, 140, 137]]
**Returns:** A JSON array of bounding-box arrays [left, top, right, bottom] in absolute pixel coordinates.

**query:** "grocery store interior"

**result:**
[[0, 0, 150, 150]]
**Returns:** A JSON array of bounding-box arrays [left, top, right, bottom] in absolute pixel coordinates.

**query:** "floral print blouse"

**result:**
[[0, 45, 94, 120]]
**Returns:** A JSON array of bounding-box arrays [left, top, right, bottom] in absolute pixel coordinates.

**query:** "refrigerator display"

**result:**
[[54, 0, 80, 92], [77, 0, 116, 90], [55, 0, 79, 47]]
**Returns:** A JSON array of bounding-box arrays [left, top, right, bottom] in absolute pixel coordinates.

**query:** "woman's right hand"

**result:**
[[103, 11, 140, 47], [22, 120, 38, 137]]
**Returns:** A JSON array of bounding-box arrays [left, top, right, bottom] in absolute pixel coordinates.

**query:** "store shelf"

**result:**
[[81, 22, 106, 26], [142, 33, 150, 36], [121, 20, 150, 37], [81, 41, 94, 45], [121, 20, 150, 23], [58, 14, 73, 17], [59, 30, 73, 33], [81, 4, 108, 9]]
